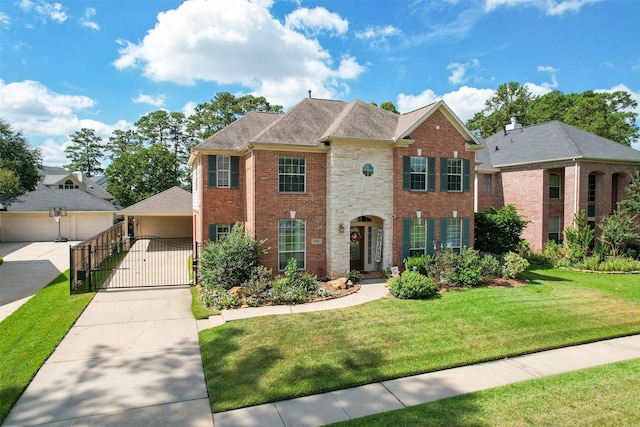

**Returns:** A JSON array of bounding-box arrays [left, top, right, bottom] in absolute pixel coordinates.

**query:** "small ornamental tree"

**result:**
[[200, 223, 268, 290], [564, 210, 595, 262], [598, 207, 640, 257], [475, 205, 528, 254], [620, 172, 640, 212]]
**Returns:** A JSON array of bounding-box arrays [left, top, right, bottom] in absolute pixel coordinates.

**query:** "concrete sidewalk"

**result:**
[[213, 334, 640, 427], [3, 287, 214, 427]]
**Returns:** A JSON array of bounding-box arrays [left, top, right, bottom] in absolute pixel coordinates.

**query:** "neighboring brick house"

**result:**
[[475, 119, 640, 252], [190, 98, 480, 279]]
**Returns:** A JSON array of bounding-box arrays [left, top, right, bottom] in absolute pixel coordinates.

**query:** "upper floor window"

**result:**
[[483, 174, 492, 195], [279, 156, 306, 193], [549, 173, 561, 199], [440, 158, 471, 193], [208, 155, 239, 189], [59, 180, 78, 189], [402, 156, 435, 191]]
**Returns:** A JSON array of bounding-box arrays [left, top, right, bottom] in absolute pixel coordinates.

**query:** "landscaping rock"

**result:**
[[326, 278, 348, 290]]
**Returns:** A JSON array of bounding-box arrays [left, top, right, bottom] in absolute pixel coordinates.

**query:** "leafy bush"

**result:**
[[564, 210, 594, 262], [478, 254, 503, 283], [267, 278, 310, 304], [243, 265, 272, 297], [348, 269, 363, 283], [200, 223, 268, 290], [502, 252, 530, 279], [443, 248, 482, 287], [598, 208, 640, 257], [404, 255, 428, 275], [388, 270, 437, 299], [573, 256, 640, 272], [199, 287, 240, 310], [475, 205, 528, 254]]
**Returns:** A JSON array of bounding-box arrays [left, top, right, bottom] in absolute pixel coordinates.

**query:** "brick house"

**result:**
[[190, 98, 481, 279], [475, 119, 640, 252]]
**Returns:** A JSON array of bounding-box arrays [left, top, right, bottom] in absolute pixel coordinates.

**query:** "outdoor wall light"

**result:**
[[416, 210, 422, 219], [338, 223, 345, 233]]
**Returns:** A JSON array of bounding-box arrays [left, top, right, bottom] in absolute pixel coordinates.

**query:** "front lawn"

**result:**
[[199, 265, 640, 412], [0, 271, 95, 424], [332, 357, 640, 426]]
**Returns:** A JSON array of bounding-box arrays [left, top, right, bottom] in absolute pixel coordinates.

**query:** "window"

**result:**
[[403, 156, 435, 191], [278, 157, 306, 193], [362, 163, 374, 177], [447, 159, 463, 192], [548, 217, 561, 244], [208, 155, 239, 189], [588, 173, 597, 218], [409, 219, 427, 256], [483, 174, 492, 195], [59, 180, 78, 189], [440, 158, 470, 192], [445, 218, 463, 253], [216, 155, 230, 188], [208, 224, 232, 242], [549, 173, 561, 199], [278, 219, 306, 270], [410, 157, 427, 190]]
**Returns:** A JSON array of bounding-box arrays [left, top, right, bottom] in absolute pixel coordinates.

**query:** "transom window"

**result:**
[[216, 155, 230, 188], [409, 219, 427, 256], [278, 219, 306, 270], [445, 218, 463, 253], [410, 157, 427, 190], [447, 159, 463, 192], [549, 173, 561, 199], [278, 157, 306, 193]]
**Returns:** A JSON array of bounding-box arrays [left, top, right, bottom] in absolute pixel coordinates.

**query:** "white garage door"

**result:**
[[0, 213, 115, 242]]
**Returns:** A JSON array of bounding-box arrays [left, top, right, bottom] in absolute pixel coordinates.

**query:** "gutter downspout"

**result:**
[[574, 160, 579, 214]]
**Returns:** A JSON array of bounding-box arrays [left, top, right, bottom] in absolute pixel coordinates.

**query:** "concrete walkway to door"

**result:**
[[3, 287, 214, 427]]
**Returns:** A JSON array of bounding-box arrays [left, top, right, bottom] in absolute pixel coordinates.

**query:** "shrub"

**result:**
[[404, 255, 428, 275], [478, 254, 502, 283], [564, 210, 594, 262], [348, 269, 363, 283], [199, 287, 240, 310], [267, 278, 310, 304], [200, 223, 268, 290], [388, 270, 437, 299], [598, 208, 640, 257], [243, 265, 272, 297], [443, 248, 482, 287], [475, 205, 528, 254], [502, 252, 530, 279]]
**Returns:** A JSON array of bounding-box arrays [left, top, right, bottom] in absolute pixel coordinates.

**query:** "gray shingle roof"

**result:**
[[479, 121, 640, 168], [193, 98, 478, 152], [1, 189, 118, 212], [118, 186, 192, 215]]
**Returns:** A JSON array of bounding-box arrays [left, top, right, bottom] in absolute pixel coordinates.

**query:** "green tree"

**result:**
[[466, 82, 535, 138], [620, 172, 640, 212], [0, 168, 23, 200], [187, 92, 283, 141], [106, 129, 139, 160], [105, 144, 179, 207], [65, 128, 104, 177], [0, 119, 41, 193], [598, 208, 640, 256], [474, 205, 528, 254], [564, 210, 595, 262]]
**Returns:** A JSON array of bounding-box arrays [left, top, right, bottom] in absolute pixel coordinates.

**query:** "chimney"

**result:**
[[505, 117, 522, 132]]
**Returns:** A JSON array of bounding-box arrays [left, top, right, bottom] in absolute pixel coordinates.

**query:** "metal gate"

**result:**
[[71, 236, 198, 292]]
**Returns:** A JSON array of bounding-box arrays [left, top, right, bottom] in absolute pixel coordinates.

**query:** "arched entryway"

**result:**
[[349, 215, 383, 273]]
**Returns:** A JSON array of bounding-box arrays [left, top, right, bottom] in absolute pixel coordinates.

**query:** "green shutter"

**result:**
[[440, 218, 447, 250], [208, 155, 217, 188], [427, 218, 435, 255], [427, 157, 436, 191], [402, 156, 410, 191], [440, 158, 448, 191], [230, 156, 240, 189], [402, 218, 411, 262], [463, 159, 471, 192], [208, 224, 217, 242], [463, 217, 471, 248]]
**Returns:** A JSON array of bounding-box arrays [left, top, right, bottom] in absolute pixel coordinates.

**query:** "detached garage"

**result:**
[[0, 189, 118, 242], [119, 187, 192, 240]]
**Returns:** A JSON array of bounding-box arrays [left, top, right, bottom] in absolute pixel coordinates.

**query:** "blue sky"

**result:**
[[1, 0, 639, 165]]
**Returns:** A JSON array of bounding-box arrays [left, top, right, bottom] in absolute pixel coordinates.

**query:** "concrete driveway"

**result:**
[[0, 241, 78, 322]]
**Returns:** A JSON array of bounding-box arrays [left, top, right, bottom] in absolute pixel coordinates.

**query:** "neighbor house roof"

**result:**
[[478, 120, 640, 169], [1, 189, 118, 212], [118, 186, 192, 215], [193, 98, 479, 153]]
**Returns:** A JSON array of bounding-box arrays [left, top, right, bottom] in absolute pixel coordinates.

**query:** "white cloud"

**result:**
[[182, 101, 197, 117], [113, 0, 364, 107], [0, 12, 11, 27], [81, 7, 99, 31], [20, 0, 68, 23], [285, 7, 348, 36], [397, 86, 495, 123], [537, 65, 559, 89], [447, 59, 480, 85], [133, 92, 166, 107], [355, 25, 401, 47], [484, 0, 601, 16]]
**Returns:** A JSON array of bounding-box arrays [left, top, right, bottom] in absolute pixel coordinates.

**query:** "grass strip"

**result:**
[[200, 265, 640, 412], [191, 285, 218, 319], [0, 271, 94, 423], [332, 358, 640, 426]]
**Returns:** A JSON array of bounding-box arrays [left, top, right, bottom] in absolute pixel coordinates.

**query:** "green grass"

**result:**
[[199, 265, 640, 412], [331, 358, 640, 426], [0, 271, 95, 424], [191, 285, 218, 319]]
